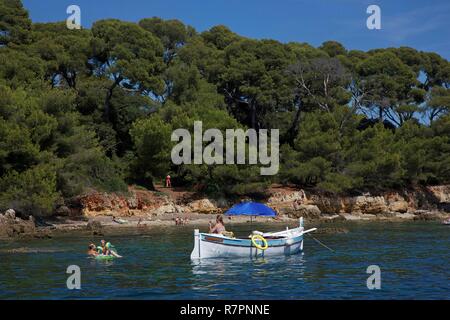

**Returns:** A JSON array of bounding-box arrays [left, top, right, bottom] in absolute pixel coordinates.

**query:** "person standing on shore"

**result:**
[[165, 174, 171, 188]]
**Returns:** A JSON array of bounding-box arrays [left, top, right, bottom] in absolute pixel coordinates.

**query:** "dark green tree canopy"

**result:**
[[0, 0, 31, 46], [0, 4, 449, 216]]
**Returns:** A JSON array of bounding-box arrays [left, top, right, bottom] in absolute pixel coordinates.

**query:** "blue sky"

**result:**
[[22, 0, 450, 59]]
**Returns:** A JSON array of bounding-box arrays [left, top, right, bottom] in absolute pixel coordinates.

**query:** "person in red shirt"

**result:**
[[165, 174, 171, 188]]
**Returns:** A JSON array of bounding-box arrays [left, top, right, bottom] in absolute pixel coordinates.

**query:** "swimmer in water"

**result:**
[[100, 239, 123, 258], [87, 243, 98, 256]]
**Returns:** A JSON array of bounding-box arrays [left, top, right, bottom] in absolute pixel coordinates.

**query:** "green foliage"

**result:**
[[0, 48, 45, 88], [0, 0, 31, 45], [90, 19, 165, 94], [130, 116, 173, 187], [57, 147, 127, 197], [201, 25, 240, 50], [1, 7, 449, 216], [345, 124, 403, 189], [139, 17, 195, 64], [0, 164, 59, 216], [280, 108, 361, 192], [319, 41, 347, 57]]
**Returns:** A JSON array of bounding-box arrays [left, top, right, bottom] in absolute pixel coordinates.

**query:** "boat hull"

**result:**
[[190, 227, 304, 259]]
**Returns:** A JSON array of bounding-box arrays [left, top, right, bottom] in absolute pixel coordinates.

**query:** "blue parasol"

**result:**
[[225, 202, 276, 217]]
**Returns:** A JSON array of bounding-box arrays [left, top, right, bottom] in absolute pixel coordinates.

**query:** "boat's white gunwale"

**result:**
[[190, 217, 310, 259], [199, 232, 303, 248]]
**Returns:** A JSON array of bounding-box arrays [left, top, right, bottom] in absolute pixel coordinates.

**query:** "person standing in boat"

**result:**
[[209, 215, 226, 234]]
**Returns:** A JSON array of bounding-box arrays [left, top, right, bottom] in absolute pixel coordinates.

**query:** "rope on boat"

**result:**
[[306, 233, 335, 253]]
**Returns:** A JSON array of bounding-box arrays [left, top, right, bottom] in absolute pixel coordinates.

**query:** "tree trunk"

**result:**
[[286, 102, 302, 146], [250, 99, 257, 130], [104, 81, 118, 122]]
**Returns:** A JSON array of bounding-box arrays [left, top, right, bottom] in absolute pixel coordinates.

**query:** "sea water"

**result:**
[[0, 221, 448, 299]]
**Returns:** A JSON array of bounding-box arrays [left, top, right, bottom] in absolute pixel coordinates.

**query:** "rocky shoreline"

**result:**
[[1, 185, 449, 240]]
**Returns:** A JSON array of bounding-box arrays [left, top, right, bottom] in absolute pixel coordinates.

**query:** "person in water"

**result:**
[[100, 239, 111, 255], [209, 215, 226, 234], [87, 244, 98, 256], [99, 239, 123, 258]]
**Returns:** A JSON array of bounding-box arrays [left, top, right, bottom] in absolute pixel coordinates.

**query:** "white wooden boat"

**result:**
[[190, 218, 316, 259]]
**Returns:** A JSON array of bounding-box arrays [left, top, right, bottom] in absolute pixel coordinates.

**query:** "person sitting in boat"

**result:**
[[87, 243, 98, 256], [209, 215, 226, 234]]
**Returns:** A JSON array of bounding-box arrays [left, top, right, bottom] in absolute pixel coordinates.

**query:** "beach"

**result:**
[[1, 206, 448, 241]]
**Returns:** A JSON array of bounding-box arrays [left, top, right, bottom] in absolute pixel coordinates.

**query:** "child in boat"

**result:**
[[87, 244, 98, 256], [209, 215, 226, 234]]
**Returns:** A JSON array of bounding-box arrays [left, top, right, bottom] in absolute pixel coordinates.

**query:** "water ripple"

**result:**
[[0, 221, 448, 299]]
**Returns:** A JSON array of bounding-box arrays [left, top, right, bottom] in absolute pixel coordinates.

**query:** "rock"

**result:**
[[308, 191, 419, 215], [361, 214, 377, 219], [79, 192, 129, 216], [411, 209, 429, 215], [287, 204, 321, 219], [388, 200, 409, 213], [215, 197, 231, 208], [267, 190, 310, 216], [86, 219, 102, 231], [413, 213, 441, 221], [55, 206, 71, 216], [276, 207, 291, 216], [309, 196, 343, 214], [321, 214, 346, 223], [187, 199, 219, 214], [438, 203, 450, 212], [5, 209, 16, 219], [385, 192, 410, 213], [267, 190, 307, 205], [28, 230, 52, 239], [126, 192, 139, 209], [395, 213, 415, 219], [346, 196, 388, 214], [150, 203, 178, 216], [341, 213, 377, 220], [427, 185, 450, 203], [341, 214, 363, 221], [76, 187, 170, 217], [0, 213, 36, 239], [92, 230, 104, 236]]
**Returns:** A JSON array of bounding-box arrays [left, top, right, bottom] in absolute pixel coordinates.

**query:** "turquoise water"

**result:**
[[0, 221, 448, 299]]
